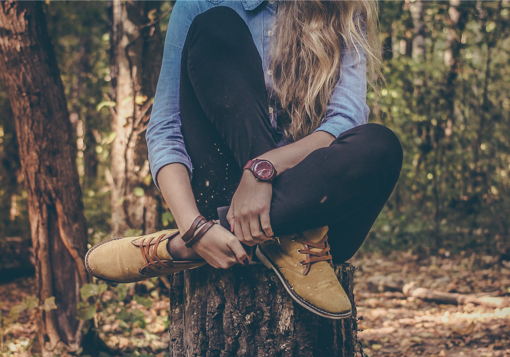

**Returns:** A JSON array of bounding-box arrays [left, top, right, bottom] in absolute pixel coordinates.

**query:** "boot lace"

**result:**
[[294, 235, 333, 275], [138, 233, 175, 275]]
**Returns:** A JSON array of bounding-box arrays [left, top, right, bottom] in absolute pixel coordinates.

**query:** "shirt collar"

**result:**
[[241, 0, 264, 11]]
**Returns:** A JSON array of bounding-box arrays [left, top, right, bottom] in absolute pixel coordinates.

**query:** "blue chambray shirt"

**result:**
[[147, 0, 370, 189]]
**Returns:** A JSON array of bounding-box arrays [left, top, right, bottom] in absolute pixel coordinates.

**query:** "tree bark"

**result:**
[[168, 264, 358, 357], [109, 0, 162, 237], [0, 1, 89, 355]]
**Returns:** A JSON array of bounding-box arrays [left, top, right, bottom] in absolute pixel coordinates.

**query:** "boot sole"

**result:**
[[85, 235, 205, 284], [256, 246, 352, 320]]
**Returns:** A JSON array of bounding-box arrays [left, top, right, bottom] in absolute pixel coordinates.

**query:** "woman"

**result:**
[[86, 0, 403, 320]]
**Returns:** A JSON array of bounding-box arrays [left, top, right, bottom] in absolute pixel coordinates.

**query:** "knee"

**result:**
[[189, 7, 248, 46], [361, 124, 403, 169]]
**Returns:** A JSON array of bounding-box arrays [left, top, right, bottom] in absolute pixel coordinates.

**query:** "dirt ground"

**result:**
[[352, 250, 510, 357], [1, 250, 509, 356]]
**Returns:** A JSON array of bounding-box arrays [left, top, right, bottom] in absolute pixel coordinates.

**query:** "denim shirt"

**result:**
[[147, 0, 370, 189]]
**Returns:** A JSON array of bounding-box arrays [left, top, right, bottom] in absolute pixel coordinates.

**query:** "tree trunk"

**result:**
[[109, 0, 162, 237], [409, 0, 426, 62], [0, 1, 88, 355], [444, 0, 469, 132], [168, 264, 358, 357]]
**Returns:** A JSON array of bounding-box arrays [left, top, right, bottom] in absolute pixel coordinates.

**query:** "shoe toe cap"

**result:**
[[282, 264, 352, 315], [86, 238, 143, 283]]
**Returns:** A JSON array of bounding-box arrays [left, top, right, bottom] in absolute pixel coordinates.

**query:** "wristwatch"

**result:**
[[243, 159, 277, 182]]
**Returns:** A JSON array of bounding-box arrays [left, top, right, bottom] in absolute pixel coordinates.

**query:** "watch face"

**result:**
[[254, 160, 274, 181]]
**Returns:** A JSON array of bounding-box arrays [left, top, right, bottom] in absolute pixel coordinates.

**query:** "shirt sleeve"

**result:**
[[314, 26, 370, 138], [146, 0, 196, 190]]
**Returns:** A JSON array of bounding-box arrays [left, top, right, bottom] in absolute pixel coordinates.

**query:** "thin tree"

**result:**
[[109, 0, 163, 237], [409, 0, 426, 62], [0, 1, 88, 354]]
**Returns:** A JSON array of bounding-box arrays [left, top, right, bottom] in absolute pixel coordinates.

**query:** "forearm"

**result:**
[[157, 163, 200, 234], [257, 131, 335, 176]]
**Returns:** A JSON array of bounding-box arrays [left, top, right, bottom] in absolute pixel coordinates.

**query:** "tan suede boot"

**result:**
[[85, 229, 206, 283], [256, 227, 352, 319]]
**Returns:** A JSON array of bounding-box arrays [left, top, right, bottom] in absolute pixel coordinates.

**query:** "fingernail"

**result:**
[[230, 224, 233, 232]]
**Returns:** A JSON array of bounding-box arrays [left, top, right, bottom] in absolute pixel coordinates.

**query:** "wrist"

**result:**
[[242, 169, 265, 183], [175, 210, 202, 235]]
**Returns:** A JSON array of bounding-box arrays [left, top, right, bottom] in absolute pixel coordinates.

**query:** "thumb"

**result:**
[[227, 239, 249, 265], [227, 206, 235, 231]]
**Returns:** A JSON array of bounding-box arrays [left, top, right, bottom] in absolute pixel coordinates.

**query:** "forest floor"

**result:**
[[352, 250, 510, 357], [1, 249, 509, 356]]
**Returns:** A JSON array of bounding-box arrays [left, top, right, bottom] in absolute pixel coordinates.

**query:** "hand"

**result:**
[[227, 170, 275, 246], [192, 224, 249, 269]]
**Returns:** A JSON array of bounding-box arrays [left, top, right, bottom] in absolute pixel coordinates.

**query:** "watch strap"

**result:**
[[243, 159, 254, 171]]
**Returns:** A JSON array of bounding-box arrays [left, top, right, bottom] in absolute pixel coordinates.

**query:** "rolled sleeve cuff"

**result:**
[[314, 119, 357, 139], [314, 86, 370, 139], [149, 149, 193, 191]]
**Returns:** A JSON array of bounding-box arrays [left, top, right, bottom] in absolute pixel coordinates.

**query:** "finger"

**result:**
[[234, 220, 244, 243], [227, 238, 249, 265], [220, 259, 237, 269], [250, 216, 265, 241], [241, 216, 255, 246], [227, 206, 235, 232], [260, 209, 274, 238]]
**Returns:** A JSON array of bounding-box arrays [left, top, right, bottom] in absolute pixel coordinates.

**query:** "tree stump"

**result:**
[[168, 263, 358, 357]]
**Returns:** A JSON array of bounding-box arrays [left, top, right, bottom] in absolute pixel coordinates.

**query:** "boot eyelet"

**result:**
[[300, 260, 304, 265], [297, 249, 301, 254]]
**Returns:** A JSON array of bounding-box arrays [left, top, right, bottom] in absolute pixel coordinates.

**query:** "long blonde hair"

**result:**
[[269, 0, 382, 141]]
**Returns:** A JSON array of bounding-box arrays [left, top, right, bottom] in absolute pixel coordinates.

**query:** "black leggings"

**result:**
[[178, 7, 403, 263]]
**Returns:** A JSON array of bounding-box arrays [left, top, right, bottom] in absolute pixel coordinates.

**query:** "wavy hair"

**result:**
[[269, 0, 382, 141]]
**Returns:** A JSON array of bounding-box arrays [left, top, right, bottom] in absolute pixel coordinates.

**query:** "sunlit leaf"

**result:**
[[133, 187, 145, 197], [77, 301, 96, 320], [134, 295, 153, 308], [96, 101, 116, 112], [104, 132, 117, 144], [42, 297, 57, 312]]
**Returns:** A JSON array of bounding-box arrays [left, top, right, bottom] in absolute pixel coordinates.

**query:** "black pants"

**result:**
[[178, 7, 403, 263]]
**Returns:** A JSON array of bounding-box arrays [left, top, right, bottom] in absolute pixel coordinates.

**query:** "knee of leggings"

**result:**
[[189, 7, 249, 45], [362, 123, 403, 169]]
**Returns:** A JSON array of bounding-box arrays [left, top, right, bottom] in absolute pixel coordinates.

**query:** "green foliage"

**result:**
[[41, 297, 58, 312], [367, 1, 510, 253], [81, 283, 108, 300], [134, 295, 153, 309], [161, 211, 174, 227], [75, 280, 170, 354], [2, 295, 56, 327]]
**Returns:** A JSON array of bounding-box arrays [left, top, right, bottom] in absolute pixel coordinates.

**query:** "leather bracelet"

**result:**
[[181, 215, 216, 248], [181, 215, 207, 246], [183, 220, 216, 248]]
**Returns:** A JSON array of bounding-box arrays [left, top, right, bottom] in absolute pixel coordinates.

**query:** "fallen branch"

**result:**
[[403, 282, 510, 308], [366, 276, 509, 308]]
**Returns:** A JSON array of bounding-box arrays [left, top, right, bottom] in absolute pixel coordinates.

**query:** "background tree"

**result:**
[[0, 1, 88, 354], [108, 0, 163, 237]]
